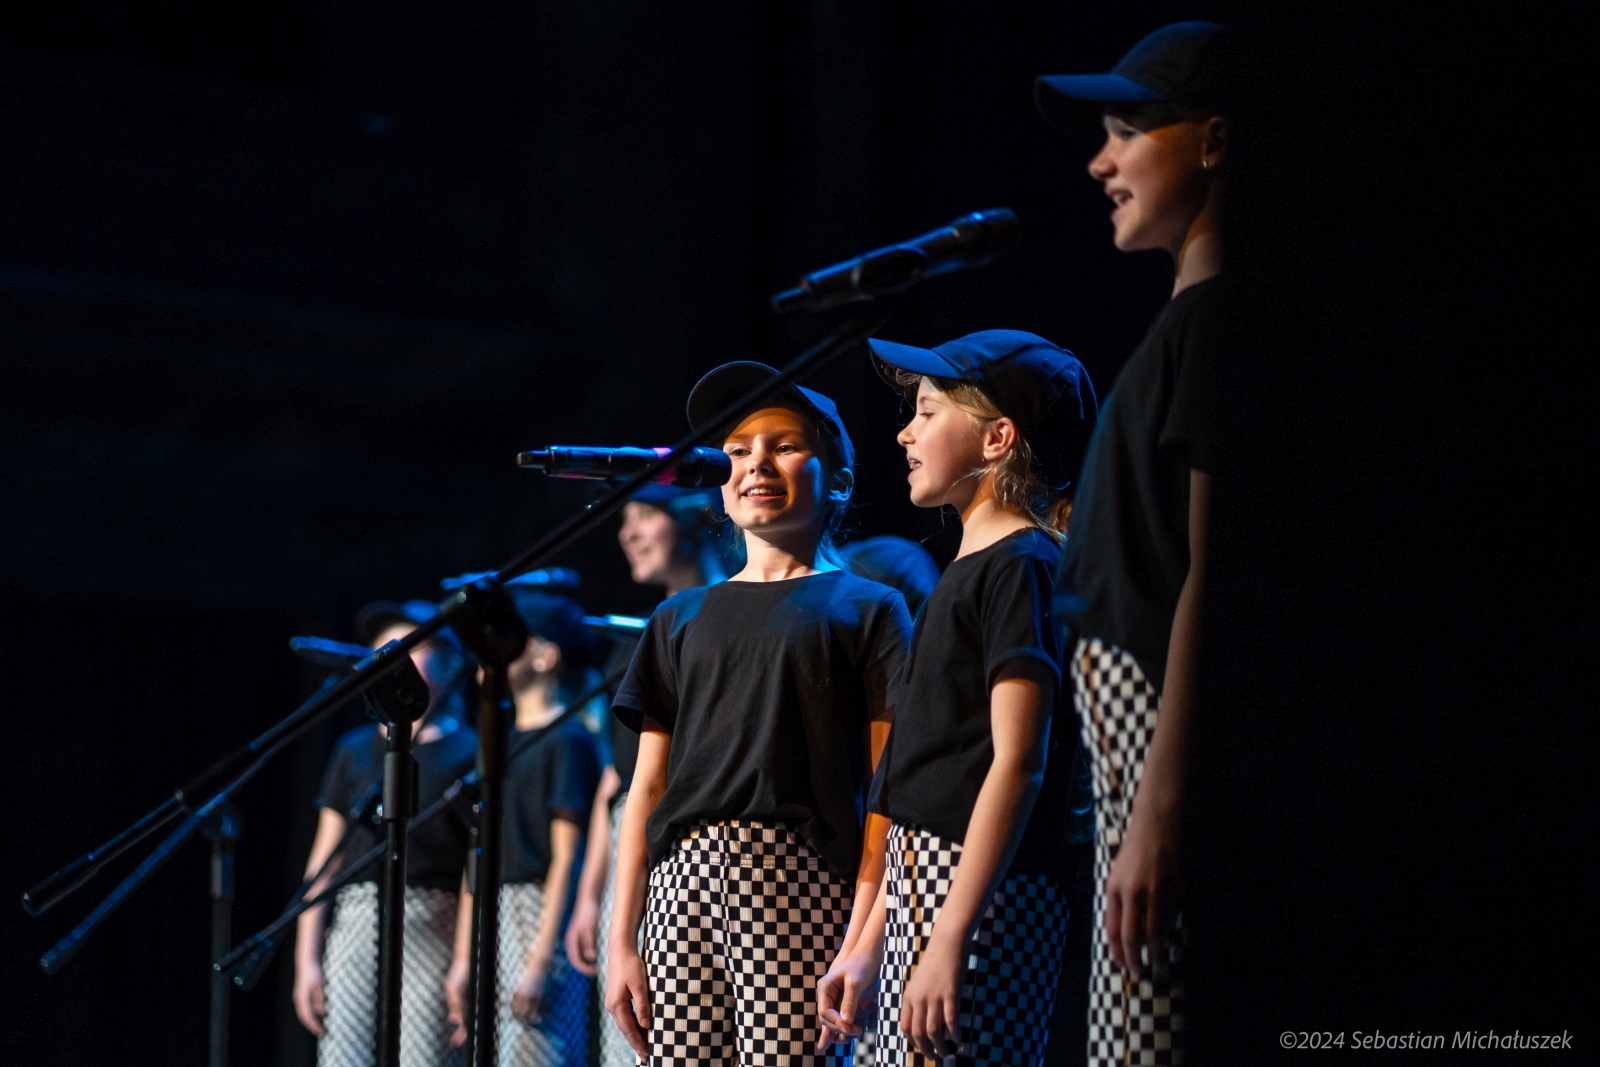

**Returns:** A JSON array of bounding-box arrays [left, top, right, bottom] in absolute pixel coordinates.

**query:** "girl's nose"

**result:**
[[1087, 143, 1114, 181]]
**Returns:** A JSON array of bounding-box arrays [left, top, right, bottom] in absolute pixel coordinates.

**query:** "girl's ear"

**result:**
[[828, 467, 855, 506], [981, 417, 1020, 462]]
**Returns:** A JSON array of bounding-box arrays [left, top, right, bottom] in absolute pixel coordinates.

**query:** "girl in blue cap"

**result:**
[[604, 363, 913, 1067], [1035, 20, 1233, 1067], [814, 330, 1096, 1067]]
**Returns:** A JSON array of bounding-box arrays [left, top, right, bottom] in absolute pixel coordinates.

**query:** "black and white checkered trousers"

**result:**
[[318, 882, 463, 1067], [875, 824, 1068, 1067], [642, 820, 853, 1067], [1071, 637, 1187, 1067], [497, 881, 591, 1067]]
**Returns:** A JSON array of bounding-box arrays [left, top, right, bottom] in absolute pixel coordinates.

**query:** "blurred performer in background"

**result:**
[[840, 537, 940, 621], [565, 484, 734, 1067], [445, 591, 604, 1067], [1035, 21, 1234, 1066], [293, 600, 478, 1067]]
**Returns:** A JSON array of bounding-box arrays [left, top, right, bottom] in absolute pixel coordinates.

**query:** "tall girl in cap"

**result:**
[[814, 331, 1096, 1067], [444, 592, 603, 1067], [566, 484, 739, 1067], [294, 600, 478, 1067], [1036, 20, 1233, 1066], [604, 363, 913, 1067]]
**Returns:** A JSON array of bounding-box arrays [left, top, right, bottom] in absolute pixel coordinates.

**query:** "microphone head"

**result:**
[[955, 208, 1021, 257], [771, 208, 1021, 314], [440, 567, 581, 592], [288, 636, 371, 673]]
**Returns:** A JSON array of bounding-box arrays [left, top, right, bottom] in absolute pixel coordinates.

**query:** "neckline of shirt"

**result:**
[[719, 569, 843, 587], [949, 526, 1041, 567]]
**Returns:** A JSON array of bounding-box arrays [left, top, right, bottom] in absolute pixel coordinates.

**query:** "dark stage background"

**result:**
[[2, 2, 1590, 1065]]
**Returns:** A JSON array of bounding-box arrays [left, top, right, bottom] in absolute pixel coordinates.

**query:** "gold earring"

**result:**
[[1201, 158, 1212, 169]]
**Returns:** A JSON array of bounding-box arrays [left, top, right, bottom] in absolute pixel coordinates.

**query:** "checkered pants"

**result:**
[[876, 825, 1068, 1067], [598, 791, 641, 1067], [1071, 638, 1186, 1067], [497, 881, 591, 1067], [643, 820, 853, 1067], [318, 882, 463, 1067]]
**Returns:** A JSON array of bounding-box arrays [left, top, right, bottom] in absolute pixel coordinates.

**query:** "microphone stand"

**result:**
[[23, 306, 892, 1063], [201, 803, 241, 1067], [360, 645, 434, 1067]]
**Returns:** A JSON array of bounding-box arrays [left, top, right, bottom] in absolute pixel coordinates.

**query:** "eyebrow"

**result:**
[[723, 428, 813, 445]]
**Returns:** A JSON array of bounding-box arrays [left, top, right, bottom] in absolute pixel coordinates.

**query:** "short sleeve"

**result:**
[[314, 742, 352, 814], [1159, 280, 1227, 472], [610, 606, 681, 733], [862, 590, 913, 717], [550, 732, 601, 819], [981, 551, 1064, 690]]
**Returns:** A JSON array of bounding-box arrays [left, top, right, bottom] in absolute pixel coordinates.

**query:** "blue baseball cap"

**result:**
[[1036, 21, 1230, 136], [629, 484, 723, 512], [869, 330, 1097, 489], [841, 536, 941, 618], [508, 590, 595, 670], [687, 361, 855, 473], [356, 599, 463, 656]]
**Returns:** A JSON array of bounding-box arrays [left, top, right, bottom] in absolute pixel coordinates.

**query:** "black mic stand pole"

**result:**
[[364, 647, 436, 1067], [442, 586, 530, 1067], [201, 803, 240, 1067]]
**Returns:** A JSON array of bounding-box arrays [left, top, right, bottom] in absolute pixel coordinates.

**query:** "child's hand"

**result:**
[[605, 947, 653, 1058], [445, 958, 470, 1046], [510, 961, 549, 1025], [293, 958, 328, 1037], [565, 896, 601, 977], [898, 932, 964, 1059], [815, 947, 880, 1050], [1104, 804, 1178, 975]]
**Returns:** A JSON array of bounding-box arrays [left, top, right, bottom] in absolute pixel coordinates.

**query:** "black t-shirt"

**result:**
[[601, 634, 642, 791], [1057, 276, 1223, 692], [314, 716, 479, 891], [869, 529, 1070, 876], [501, 715, 602, 884], [612, 571, 912, 881]]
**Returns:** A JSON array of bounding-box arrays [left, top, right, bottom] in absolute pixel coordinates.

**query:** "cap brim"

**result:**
[[356, 601, 413, 644], [1035, 73, 1162, 135], [687, 362, 821, 431], [866, 338, 963, 383], [630, 483, 716, 506]]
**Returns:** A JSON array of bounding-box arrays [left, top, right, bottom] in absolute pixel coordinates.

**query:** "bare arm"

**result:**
[[446, 872, 473, 1047], [841, 713, 894, 957], [509, 815, 583, 1022], [604, 724, 671, 1058], [566, 765, 622, 976], [1104, 467, 1209, 973], [293, 807, 347, 1036], [899, 660, 1056, 1058], [815, 712, 895, 1046]]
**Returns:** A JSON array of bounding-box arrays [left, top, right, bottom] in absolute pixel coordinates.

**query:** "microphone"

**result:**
[[585, 614, 648, 635], [441, 567, 581, 592], [288, 636, 372, 674], [771, 208, 1021, 315], [517, 446, 732, 489]]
